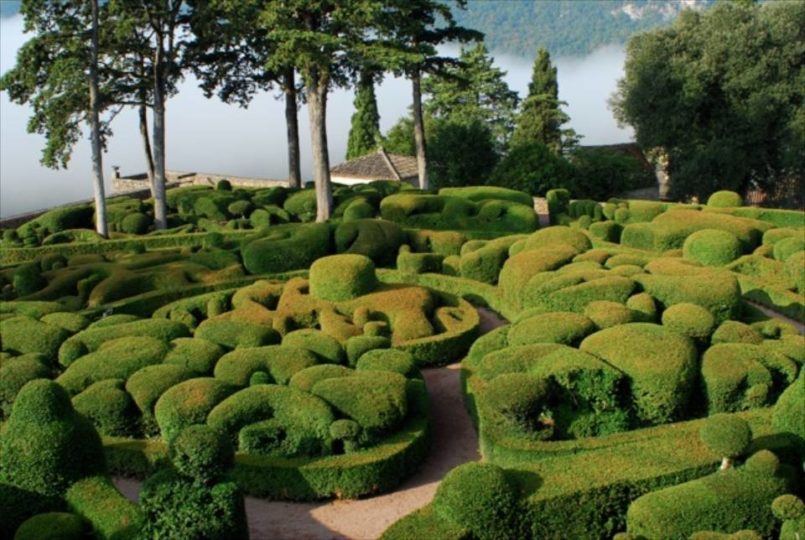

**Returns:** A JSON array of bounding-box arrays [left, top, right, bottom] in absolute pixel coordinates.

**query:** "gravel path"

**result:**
[[533, 197, 550, 228], [114, 308, 507, 540]]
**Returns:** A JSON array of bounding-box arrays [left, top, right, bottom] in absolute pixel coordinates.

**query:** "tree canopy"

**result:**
[[611, 0, 804, 202], [346, 70, 382, 160]]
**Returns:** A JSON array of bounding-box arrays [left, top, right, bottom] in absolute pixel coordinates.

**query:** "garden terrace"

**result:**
[[0, 186, 802, 539]]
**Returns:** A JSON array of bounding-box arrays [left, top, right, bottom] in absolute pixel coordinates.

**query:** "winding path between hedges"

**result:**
[[113, 308, 507, 540]]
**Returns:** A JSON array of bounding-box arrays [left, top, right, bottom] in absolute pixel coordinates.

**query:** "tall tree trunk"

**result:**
[[284, 67, 301, 189], [88, 0, 107, 237], [151, 42, 168, 230], [138, 100, 156, 197], [306, 73, 333, 222], [411, 69, 428, 190]]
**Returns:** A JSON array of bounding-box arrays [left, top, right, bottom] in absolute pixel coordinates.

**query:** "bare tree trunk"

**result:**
[[306, 74, 333, 222], [284, 67, 301, 189], [720, 457, 733, 470], [88, 0, 107, 237], [151, 41, 168, 230], [411, 69, 428, 191], [138, 101, 156, 197]]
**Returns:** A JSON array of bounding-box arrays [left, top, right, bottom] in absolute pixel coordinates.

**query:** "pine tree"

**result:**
[[511, 48, 574, 154], [346, 71, 382, 159]]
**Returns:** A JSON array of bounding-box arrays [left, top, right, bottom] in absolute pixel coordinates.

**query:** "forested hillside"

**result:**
[[451, 0, 714, 57]]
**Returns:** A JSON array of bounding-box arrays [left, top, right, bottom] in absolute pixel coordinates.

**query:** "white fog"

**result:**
[[0, 14, 632, 217]]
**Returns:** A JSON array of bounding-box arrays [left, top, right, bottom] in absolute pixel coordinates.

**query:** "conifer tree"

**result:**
[[511, 48, 574, 154], [346, 71, 382, 159]]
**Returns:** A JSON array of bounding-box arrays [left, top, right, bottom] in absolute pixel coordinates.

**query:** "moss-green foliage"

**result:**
[[683, 228, 743, 266], [282, 328, 346, 364], [712, 321, 764, 345], [242, 223, 332, 274], [440, 186, 533, 207], [11, 262, 44, 296], [580, 323, 697, 425], [39, 312, 89, 333], [699, 414, 752, 460], [480, 373, 554, 440], [207, 385, 334, 456], [138, 467, 247, 540], [56, 336, 169, 395], [626, 292, 657, 322], [522, 272, 636, 314], [120, 212, 151, 234], [772, 371, 804, 458], [62, 474, 143, 540], [154, 377, 237, 442], [546, 189, 570, 224], [507, 312, 595, 346], [773, 235, 805, 262], [498, 245, 578, 310], [432, 462, 521, 540], [407, 229, 467, 256], [0, 354, 51, 417], [707, 190, 743, 208], [288, 364, 354, 392], [0, 380, 105, 504], [397, 248, 445, 275], [58, 318, 189, 366], [163, 337, 225, 374], [283, 189, 317, 222], [72, 379, 139, 437], [589, 220, 622, 242], [458, 235, 527, 284], [13, 512, 87, 540], [334, 219, 405, 266], [0, 316, 70, 362], [170, 425, 234, 483], [345, 335, 390, 366], [194, 318, 280, 349], [661, 302, 716, 341], [309, 254, 378, 301], [311, 371, 408, 435], [584, 300, 635, 328], [626, 451, 795, 540], [633, 271, 741, 324], [356, 349, 417, 377], [773, 495, 805, 540], [523, 226, 591, 253], [17, 205, 94, 239], [701, 344, 798, 414], [783, 250, 805, 293], [125, 364, 194, 435]]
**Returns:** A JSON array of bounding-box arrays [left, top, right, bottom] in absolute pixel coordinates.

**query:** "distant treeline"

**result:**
[[449, 0, 715, 57]]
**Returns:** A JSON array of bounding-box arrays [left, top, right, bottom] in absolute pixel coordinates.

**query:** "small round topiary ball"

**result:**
[[120, 212, 151, 235], [683, 228, 742, 266], [699, 413, 752, 469], [432, 462, 521, 540], [216, 179, 232, 191], [772, 494, 805, 521], [661, 303, 716, 340], [309, 254, 378, 302], [169, 425, 234, 483], [14, 512, 87, 540], [707, 190, 743, 208]]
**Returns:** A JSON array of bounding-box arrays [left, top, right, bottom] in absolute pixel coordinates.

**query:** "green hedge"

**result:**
[[64, 475, 143, 540], [683, 229, 743, 266], [334, 219, 405, 266], [309, 254, 378, 301], [241, 223, 332, 274]]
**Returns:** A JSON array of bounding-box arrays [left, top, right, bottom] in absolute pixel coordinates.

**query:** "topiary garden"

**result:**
[[1, 184, 803, 538]]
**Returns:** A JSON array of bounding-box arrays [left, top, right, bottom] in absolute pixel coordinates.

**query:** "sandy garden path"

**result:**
[[114, 308, 507, 540]]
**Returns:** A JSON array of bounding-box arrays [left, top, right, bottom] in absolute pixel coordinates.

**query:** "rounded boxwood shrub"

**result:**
[[14, 512, 87, 540], [282, 329, 345, 364], [683, 229, 742, 266], [12, 262, 44, 296], [227, 200, 253, 217], [241, 222, 331, 274], [626, 292, 657, 322], [772, 494, 805, 540], [584, 301, 634, 329], [311, 371, 407, 435], [783, 250, 805, 293], [507, 312, 595, 346], [707, 190, 743, 208], [699, 413, 752, 469], [154, 378, 237, 442], [309, 254, 378, 301], [355, 349, 416, 377], [661, 302, 716, 341], [0, 316, 70, 363], [72, 379, 139, 437], [334, 219, 405, 266], [345, 335, 390, 366], [772, 236, 805, 262], [163, 337, 225, 375], [194, 319, 280, 350], [772, 371, 804, 458], [288, 364, 354, 392], [580, 323, 698, 425], [126, 364, 194, 435], [432, 462, 521, 540], [120, 212, 151, 234], [170, 425, 234, 483], [523, 226, 592, 253], [0, 354, 50, 418], [39, 312, 89, 333], [711, 320, 764, 345], [481, 373, 553, 439], [56, 336, 169, 395], [0, 380, 105, 499], [216, 179, 232, 191]]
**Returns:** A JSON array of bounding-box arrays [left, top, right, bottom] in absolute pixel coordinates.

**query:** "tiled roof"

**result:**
[[330, 149, 418, 181]]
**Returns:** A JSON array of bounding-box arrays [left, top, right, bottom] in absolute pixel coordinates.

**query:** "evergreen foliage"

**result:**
[[346, 71, 382, 159]]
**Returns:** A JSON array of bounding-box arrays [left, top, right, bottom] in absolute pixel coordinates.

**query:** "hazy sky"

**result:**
[[0, 14, 632, 217]]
